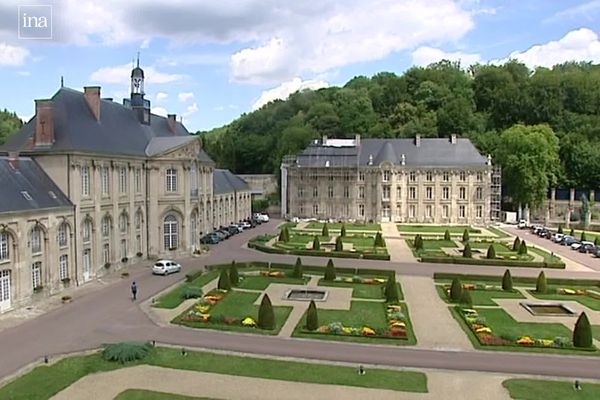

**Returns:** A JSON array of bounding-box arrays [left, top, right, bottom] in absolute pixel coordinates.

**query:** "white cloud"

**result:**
[[90, 63, 185, 84], [151, 106, 168, 117], [183, 102, 199, 117], [0, 42, 29, 66], [493, 28, 600, 68], [17, 71, 31, 76], [17, 113, 33, 122], [140, 38, 151, 48], [155, 92, 168, 102], [411, 46, 482, 67], [252, 77, 328, 110], [178, 92, 194, 102], [545, 1, 600, 23]]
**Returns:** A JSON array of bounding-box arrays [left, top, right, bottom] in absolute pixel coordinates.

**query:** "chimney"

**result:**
[[322, 135, 328, 145], [167, 114, 177, 134], [450, 134, 457, 144], [415, 134, 421, 147], [355, 134, 361, 147], [8, 151, 19, 161], [34, 99, 55, 147], [84, 86, 101, 121]]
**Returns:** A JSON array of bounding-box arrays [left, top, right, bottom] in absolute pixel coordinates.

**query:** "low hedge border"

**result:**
[[249, 238, 391, 261], [421, 255, 565, 269], [433, 272, 600, 288], [206, 261, 395, 278]]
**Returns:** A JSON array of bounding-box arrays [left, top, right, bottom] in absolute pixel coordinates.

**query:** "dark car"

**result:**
[[561, 236, 577, 246], [200, 234, 220, 244], [578, 242, 596, 254], [217, 229, 232, 239]]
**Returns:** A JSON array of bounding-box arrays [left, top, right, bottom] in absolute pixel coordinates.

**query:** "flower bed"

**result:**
[[333, 276, 387, 285]]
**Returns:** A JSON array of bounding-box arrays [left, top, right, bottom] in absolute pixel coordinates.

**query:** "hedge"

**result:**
[[248, 241, 288, 254], [258, 262, 394, 278], [185, 269, 204, 282], [433, 272, 600, 287], [362, 253, 391, 261], [250, 238, 390, 261], [420, 255, 565, 269]]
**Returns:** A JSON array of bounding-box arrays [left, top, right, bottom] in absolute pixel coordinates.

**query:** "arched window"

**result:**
[[82, 219, 92, 243], [0, 232, 10, 261], [59, 255, 68, 280], [30, 226, 42, 254], [135, 211, 143, 231], [119, 212, 128, 234], [58, 223, 68, 247], [101, 216, 111, 238], [163, 215, 178, 250], [190, 211, 197, 248]]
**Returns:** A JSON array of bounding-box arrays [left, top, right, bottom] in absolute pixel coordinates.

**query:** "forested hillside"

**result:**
[[0, 109, 22, 145], [201, 60, 600, 208]]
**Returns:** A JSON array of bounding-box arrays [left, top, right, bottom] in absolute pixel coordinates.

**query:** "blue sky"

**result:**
[[0, 0, 599, 132]]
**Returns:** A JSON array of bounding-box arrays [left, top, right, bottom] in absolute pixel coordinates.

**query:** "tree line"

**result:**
[[0, 109, 23, 146]]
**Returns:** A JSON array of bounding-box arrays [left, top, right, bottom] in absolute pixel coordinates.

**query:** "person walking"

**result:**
[[131, 281, 138, 301]]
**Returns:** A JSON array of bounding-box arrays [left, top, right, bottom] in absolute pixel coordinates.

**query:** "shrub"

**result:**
[[218, 268, 231, 290], [185, 270, 203, 282], [486, 244, 496, 259], [536, 271, 547, 293], [414, 234, 423, 251], [292, 257, 303, 278], [335, 236, 343, 251], [463, 243, 472, 258], [580, 231, 587, 242], [306, 300, 318, 331], [374, 232, 385, 247], [462, 229, 470, 243], [278, 227, 290, 243], [324, 259, 336, 281], [512, 237, 520, 252], [459, 290, 472, 306], [258, 294, 275, 330], [595, 237, 599, 246], [102, 341, 153, 364], [322, 223, 329, 237], [573, 312, 592, 348], [385, 278, 400, 302], [229, 261, 239, 287], [502, 269, 513, 291], [444, 230, 451, 241], [182, 287, 203, 299], [553, 336, 571, 348], [570, 228, 575, 236], [557, 225, 563, 234], [518, 240, 528, 255], [450, 278, 463, 302], [312, 236, 321, 250], [341, 224, 347, 237]]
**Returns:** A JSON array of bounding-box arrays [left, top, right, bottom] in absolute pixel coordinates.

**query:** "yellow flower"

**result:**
[[242, 317, 256, 326], [475, 327, 492, 334]]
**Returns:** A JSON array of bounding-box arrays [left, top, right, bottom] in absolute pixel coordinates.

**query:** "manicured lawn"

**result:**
[[115, 390, 216, 400], [435, 285, 525, 306], [468, 241, 511, 251], [420, 239, 457, 250], [528, 288, 600, 311], [0, 347, 428, 399], [153, 270, 220, 309], [319, 278, 403, 300], [486, 226, 511, 238], [593, 325, 600, 341], [529, 247, 564, 264], [503, 379, 600, 400], [476, 308, 572, 339], [237, 275, 309, 290], [305, 222, 381, 231], [569, 229, 600, 243], [398, 225, 479, 234]]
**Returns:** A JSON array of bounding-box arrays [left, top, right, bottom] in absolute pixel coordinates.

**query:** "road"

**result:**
[[0, 220, 599, 384]]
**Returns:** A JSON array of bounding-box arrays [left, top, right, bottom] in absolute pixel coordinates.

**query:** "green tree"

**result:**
[[536, 271, 547, 294], [278, 226, 290, 242], [518, 240, 528, 255], [218, 268, 231, 290], [444, 230, 451, 241], [305, 300, 319, 331], [322, 223, 329, 237], [340, 224, 347, 237], [462, 229, 470, 243], [463, 243, 472, 258], [595, 237, 599, 246], [312, 236, 320, 250], [502, 269, 513, 291], [374, 232, 385, 247], [0, 109, 23, 145], [385, 278, 400, 303], [324, 259, 336, 281], [557, 225, 563, 234], [292, 257, 303, 279], [258, 294, 275, 330], [487, 244, 496, 259], [450, 278, 463, 302], [459, 289, 472, 306], [573, 312, 592, 348], [570, 228, 575, 237], [580, 231, 587, 241], [229, 261, 239, 287], [335, 236, 343, 251], [512, 237, 521, 251]]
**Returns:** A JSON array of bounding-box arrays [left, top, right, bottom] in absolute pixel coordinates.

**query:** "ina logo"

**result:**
[[18, 5, 53, 39]]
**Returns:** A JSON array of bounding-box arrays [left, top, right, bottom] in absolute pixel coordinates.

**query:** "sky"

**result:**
[[0, 0, 599, 132]]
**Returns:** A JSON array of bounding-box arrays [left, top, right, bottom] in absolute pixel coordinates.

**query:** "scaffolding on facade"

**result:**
[[490, 165, 502, 221]]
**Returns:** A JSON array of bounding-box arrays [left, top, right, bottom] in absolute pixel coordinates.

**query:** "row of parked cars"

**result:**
[[199, 213, 270, 244], [525, 224, 600, 257]]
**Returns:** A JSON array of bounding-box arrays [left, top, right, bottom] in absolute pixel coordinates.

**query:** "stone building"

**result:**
[[0, 63, 250, 312], [281, 135, 499, 224]]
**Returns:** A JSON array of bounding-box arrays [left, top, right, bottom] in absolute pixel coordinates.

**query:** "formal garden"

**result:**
[[435, 272, 600, 354], [248, 222, 390, 260], [397, 224, 510, 239], [407, 228, 565, 268]]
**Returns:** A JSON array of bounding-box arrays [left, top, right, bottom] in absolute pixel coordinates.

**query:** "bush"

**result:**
[[292, 257, 303, 278], [312, 236, 321, 250], [229, 261, 239, 287], [182, 287, 203, 299], [185, 270, 203, 282], [462, 229, 470, 243], [486, 244, 496, 259], [335, 236, 343, 251], [278, 227, 290, 243], [322, 223, 329, 237], [502, 269, 513, 291], [218, 268, 231, 290], [258, 294, 275, 330], [450, 278, 463, 302], [518, 240, 528, 255], [362, 253, 391, 260], [459, 290, 472, 306], [444, 230, 451, 241], [341, 224, 347, 237], [306, 300, 318, 331], [374, 232, 385, 247], [536, 271, 547, 293], [573, 312, 592, 348], [384, 278, 400, 302], [463, 243, 472, 258], [414, 234, 423, 251], [580, 231, 587, 241], [102, 341, 153, 364], [512, 237, 520, 252], [324, 259, 336, 281]]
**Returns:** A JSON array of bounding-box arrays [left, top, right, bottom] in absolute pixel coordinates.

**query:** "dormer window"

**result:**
[[21, 191, 32, 201]]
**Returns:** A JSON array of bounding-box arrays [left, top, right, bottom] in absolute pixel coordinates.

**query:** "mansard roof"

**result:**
[[213, 169, 250, 195]]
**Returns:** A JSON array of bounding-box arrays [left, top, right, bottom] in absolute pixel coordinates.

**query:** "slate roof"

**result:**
[[0, 156, 72, 213], [213, 169, 250, 195], [1, 87, 198, 158], [145, 136, 197, 156], [295, 138, 487, 167]]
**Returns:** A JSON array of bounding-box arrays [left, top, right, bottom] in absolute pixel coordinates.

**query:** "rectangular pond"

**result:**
[[284, 289, 328, 302], [521, 302, 577, 317]]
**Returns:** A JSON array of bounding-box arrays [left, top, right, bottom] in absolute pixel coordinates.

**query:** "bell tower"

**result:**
[[127, 53, 151, 125], [130, 53, 144, 95]]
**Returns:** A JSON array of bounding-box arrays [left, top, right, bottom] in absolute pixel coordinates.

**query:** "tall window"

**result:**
[[426, 187, 433, 200], [476, 187, 483, 200], [298, 187, 304, 198], [135, 211, 143, 231], [396, 203, 401, 217], [101, 167, 110, 195], [442, 205, 449, 218], [382, 186, 390, 200], [119, 167, 127, 193], [101, 216, 110, 238], [459, 187, 466, 200], [135, 168, 142, 193], [459, 171, 466, 182], [382, 205, 390, 218], [358, 171, 365, 181], [81, 166, 90, 197], [59, 255, 68, 280], [343, 186, 349, 198], [120, 239, 127, 258], [313, 187, 318, 197], [426, 171, 433, 182], [443, 171, 449, 182], [103, 243, 110, 264], [313, 204, 319, 215], [476, 172, 483, 182], [136, 234, 142, 253], [409, 187, 416, 200], [166, 168, 178, 192], [190, 166, 198, 196], [459, 205, 466, 218], [396, 186, 401, 199], [426, 205, 433, 218], [190, 213, 197, 247], [358, 204, 365, 217], [0, 232, 9, 261], [82, 220, 91, 243], [30, 227, 42, 254], [119, 213, 128, 234], [58, 223, 68, 247], [409, 205, 416, 218], [328, 186, 333, 198], [477, 205, 483, 218], [163, 215, 178, 250], [442, 187, 450, 200], [31, 262, 42, 289], [358, 186, 364, 199], [409, 171, 416, 182], [383, 170, 391, 182]]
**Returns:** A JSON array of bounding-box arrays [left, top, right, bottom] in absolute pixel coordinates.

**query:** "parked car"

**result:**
[[255, 213, 270, 223], [551, 233, 564, 243], [217, 229, 232, 239], [228, 224, 242, 234], [532, 225, 544, 235], [152, 259, 182, 275], [518, 220, 528, 229], [578, 242, 596, 253], [570, 241, 583, 250], [561, 236, 576, 246], [240, 221, 252, 229], [595, 248, 600, 258], [213, 230, 227, 240], [200, 234, 220, 244]]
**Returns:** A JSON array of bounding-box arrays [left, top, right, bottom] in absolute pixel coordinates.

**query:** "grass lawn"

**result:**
[[0, 347, 428, 399], [569, 229, 600, 243], [305, 222, 381, 231], [594, 325, 600, 341], [237, 275, 309, 290], [435, 285, 525, 306], [468, 242, 512, 251], [115, 390, 216, 400], [527, 288, 600, 311], [398, 225, 479, 234], [153, 270, 220, 309], [529, 247, 564, 264], [173, 290, 292, 335], [476, 308, 572, 339], [503, 379, 600, 400], [319, 278, 404, 300], [486, 226, 511, 238]]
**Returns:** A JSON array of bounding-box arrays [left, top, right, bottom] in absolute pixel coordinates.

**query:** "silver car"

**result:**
[[152, 259, 182, 275]]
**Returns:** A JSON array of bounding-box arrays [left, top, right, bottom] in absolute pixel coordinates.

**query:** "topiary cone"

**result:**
[[536, 271, 547, 294], [487, 244, 496, 259], [306, 300, 318, 331], [324, 259, 336, 281], [258, 294, 275, 330], [385, 277, 399, 303], [512, 237, 521, 252], [293, 257, 303, 278], [218, 268, 231, 290], [229, 261, 239, 287], [573, 312, 592, 348], [450, 278, 463, 302], [502, 269, 513, 291]]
